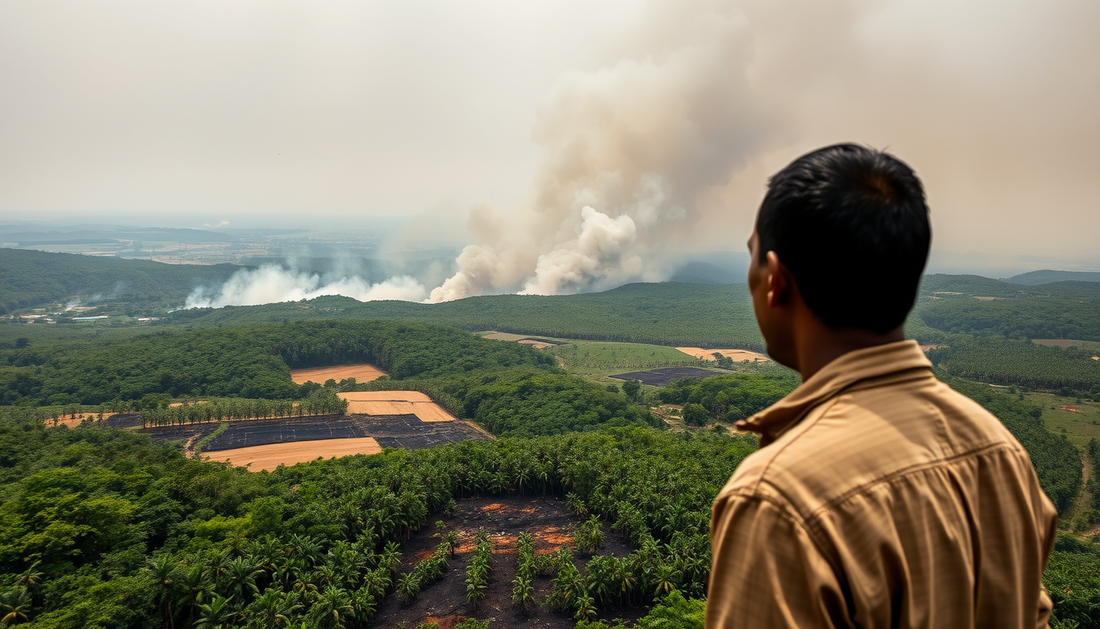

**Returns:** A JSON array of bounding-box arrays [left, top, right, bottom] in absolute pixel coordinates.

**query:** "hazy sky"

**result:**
[[1, 0, 1098, 269]]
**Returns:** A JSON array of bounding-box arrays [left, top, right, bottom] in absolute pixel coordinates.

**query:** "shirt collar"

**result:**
[[736, 340, 934, 447]]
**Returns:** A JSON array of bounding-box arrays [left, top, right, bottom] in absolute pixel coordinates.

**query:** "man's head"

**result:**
[[748, 144, 930, 370]]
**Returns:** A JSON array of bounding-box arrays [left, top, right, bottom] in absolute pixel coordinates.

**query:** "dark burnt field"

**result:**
[[370, 496, 644, 629], [104, 413, 143, 428], [137, 414, 489, 452], [610, 366, 719, 386]]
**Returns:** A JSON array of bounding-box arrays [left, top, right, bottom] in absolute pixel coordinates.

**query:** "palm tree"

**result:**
[[0, 587, 32, 626], [511, 575, 534, 614], [146, 556, 178, 629], [574, 590, 598, 622], [225, 557, 261, 604], [653, 563, 680, 598], [194, 595, 235, 629], [244, 588, 300, 628], [310, 585, 354, 629]]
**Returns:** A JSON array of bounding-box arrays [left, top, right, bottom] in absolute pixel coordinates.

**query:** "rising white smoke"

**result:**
[[428, 5, 777, 302], [184, 265, 426, 308]]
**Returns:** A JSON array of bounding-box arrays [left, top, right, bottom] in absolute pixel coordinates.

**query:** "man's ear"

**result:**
[[765, 251, 793, 307]]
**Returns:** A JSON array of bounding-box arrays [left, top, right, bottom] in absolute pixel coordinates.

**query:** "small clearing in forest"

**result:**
[[339, 391, 456, 422], [675, 347, 769, 362], [291, 363, 387, 385], [368, 495, 644, 629]]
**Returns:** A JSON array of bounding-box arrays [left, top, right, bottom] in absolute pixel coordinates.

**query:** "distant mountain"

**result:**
[[0, 248, 240, 314], [918, 274, 1100, 300], [1004, 270, 1100, 285], [669, 261, 738, 284]]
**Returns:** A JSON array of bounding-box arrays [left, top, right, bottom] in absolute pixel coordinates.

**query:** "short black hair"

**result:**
[[756, 143, 930, 333]]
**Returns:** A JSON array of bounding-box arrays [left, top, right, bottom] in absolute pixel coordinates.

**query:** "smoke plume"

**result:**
[[428, 7, 777, 301], [185, 265, 426, 308]]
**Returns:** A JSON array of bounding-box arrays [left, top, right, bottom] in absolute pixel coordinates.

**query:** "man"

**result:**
[[706, 144, 1057, 627]]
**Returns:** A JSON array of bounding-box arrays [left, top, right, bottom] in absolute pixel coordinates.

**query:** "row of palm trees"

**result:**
[[464, 530, 493, 607], [139, 389, 349, 429]]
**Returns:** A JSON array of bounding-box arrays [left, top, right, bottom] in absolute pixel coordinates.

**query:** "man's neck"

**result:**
[[793, 321, 906, 382]]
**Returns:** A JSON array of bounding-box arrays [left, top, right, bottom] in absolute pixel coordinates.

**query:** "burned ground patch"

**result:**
[[369, 496, 643, 629], [610, 366, 719, 386]]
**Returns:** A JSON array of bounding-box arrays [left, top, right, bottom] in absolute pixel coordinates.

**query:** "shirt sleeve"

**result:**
[[707, 491, 850, 629]]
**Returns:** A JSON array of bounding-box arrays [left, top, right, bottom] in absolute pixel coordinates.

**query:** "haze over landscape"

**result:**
[[2, 0, 1099, 307], [7, 3, 1100, 627]]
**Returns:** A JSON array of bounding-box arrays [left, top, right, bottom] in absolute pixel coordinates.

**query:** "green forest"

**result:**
[[0, 249, 239, 316], [0, 420, 752, 628], [5, 250, 1100, 626]]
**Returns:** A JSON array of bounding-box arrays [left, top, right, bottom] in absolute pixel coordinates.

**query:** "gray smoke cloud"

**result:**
[[429, 7, 777, 301], [185, 265, 425, 308]]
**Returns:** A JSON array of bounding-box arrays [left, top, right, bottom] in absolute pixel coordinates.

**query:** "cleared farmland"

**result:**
[[610, 366, 721, 387], [339, 391, 456, 422], [139, 413, 489, 458], [211, 437, 383, 471], [676, 347, 770, 362], [290, 363, 387, 384]]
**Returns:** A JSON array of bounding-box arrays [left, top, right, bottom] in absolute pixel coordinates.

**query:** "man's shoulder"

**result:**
[[718, 375, 1029, 516]]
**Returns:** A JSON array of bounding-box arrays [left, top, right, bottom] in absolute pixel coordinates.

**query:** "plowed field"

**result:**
[[339, 391, 456, 422], [210, 437, 383, 471], [138, 414, 489, 470], [676, 347, 769, 362], [290, 363, 387, 384]]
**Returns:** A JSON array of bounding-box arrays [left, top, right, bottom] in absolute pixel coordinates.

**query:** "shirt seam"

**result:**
[[804, 440, 1021, 521]]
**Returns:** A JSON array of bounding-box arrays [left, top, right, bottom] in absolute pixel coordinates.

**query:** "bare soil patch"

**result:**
[[339, 391, 456, 422], [44, 413, 124, 429], [368, 496, 644, 629], [919, 344, 944, 352], [291, 363, 387, 385], [210, 437, 383, 471], [517, 339, 557, 349], [484, 332, 559, 349], [675, 347, 769, 362]]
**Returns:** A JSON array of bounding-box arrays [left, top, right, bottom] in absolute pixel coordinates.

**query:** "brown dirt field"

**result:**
[[676, 347, 769, 362], [338, 391, 456, 422], [919, 344, 944, 352], [482, 332, 529, 341], [44, 413, 116, 429], [290, 363, 387, 385], [517, 339, 555, 349], [211, 437, 383, 471]]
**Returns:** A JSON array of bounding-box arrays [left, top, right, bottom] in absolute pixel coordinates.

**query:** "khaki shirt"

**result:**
[[707, 340, 1058, 628]]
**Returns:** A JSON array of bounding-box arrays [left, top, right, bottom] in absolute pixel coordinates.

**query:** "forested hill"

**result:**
[[0, 248, 239, 314], [0, 320, 556, 405], [918, 273, 1100, 299], [178, 283, 767, 351]]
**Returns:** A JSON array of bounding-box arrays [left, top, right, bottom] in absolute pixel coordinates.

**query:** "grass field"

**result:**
[[547, 340, 714, 379], [1027, 391, 1100, 447]]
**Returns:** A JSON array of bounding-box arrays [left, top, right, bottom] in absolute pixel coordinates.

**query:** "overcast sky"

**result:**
[[1, 0, 1098, 268]]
